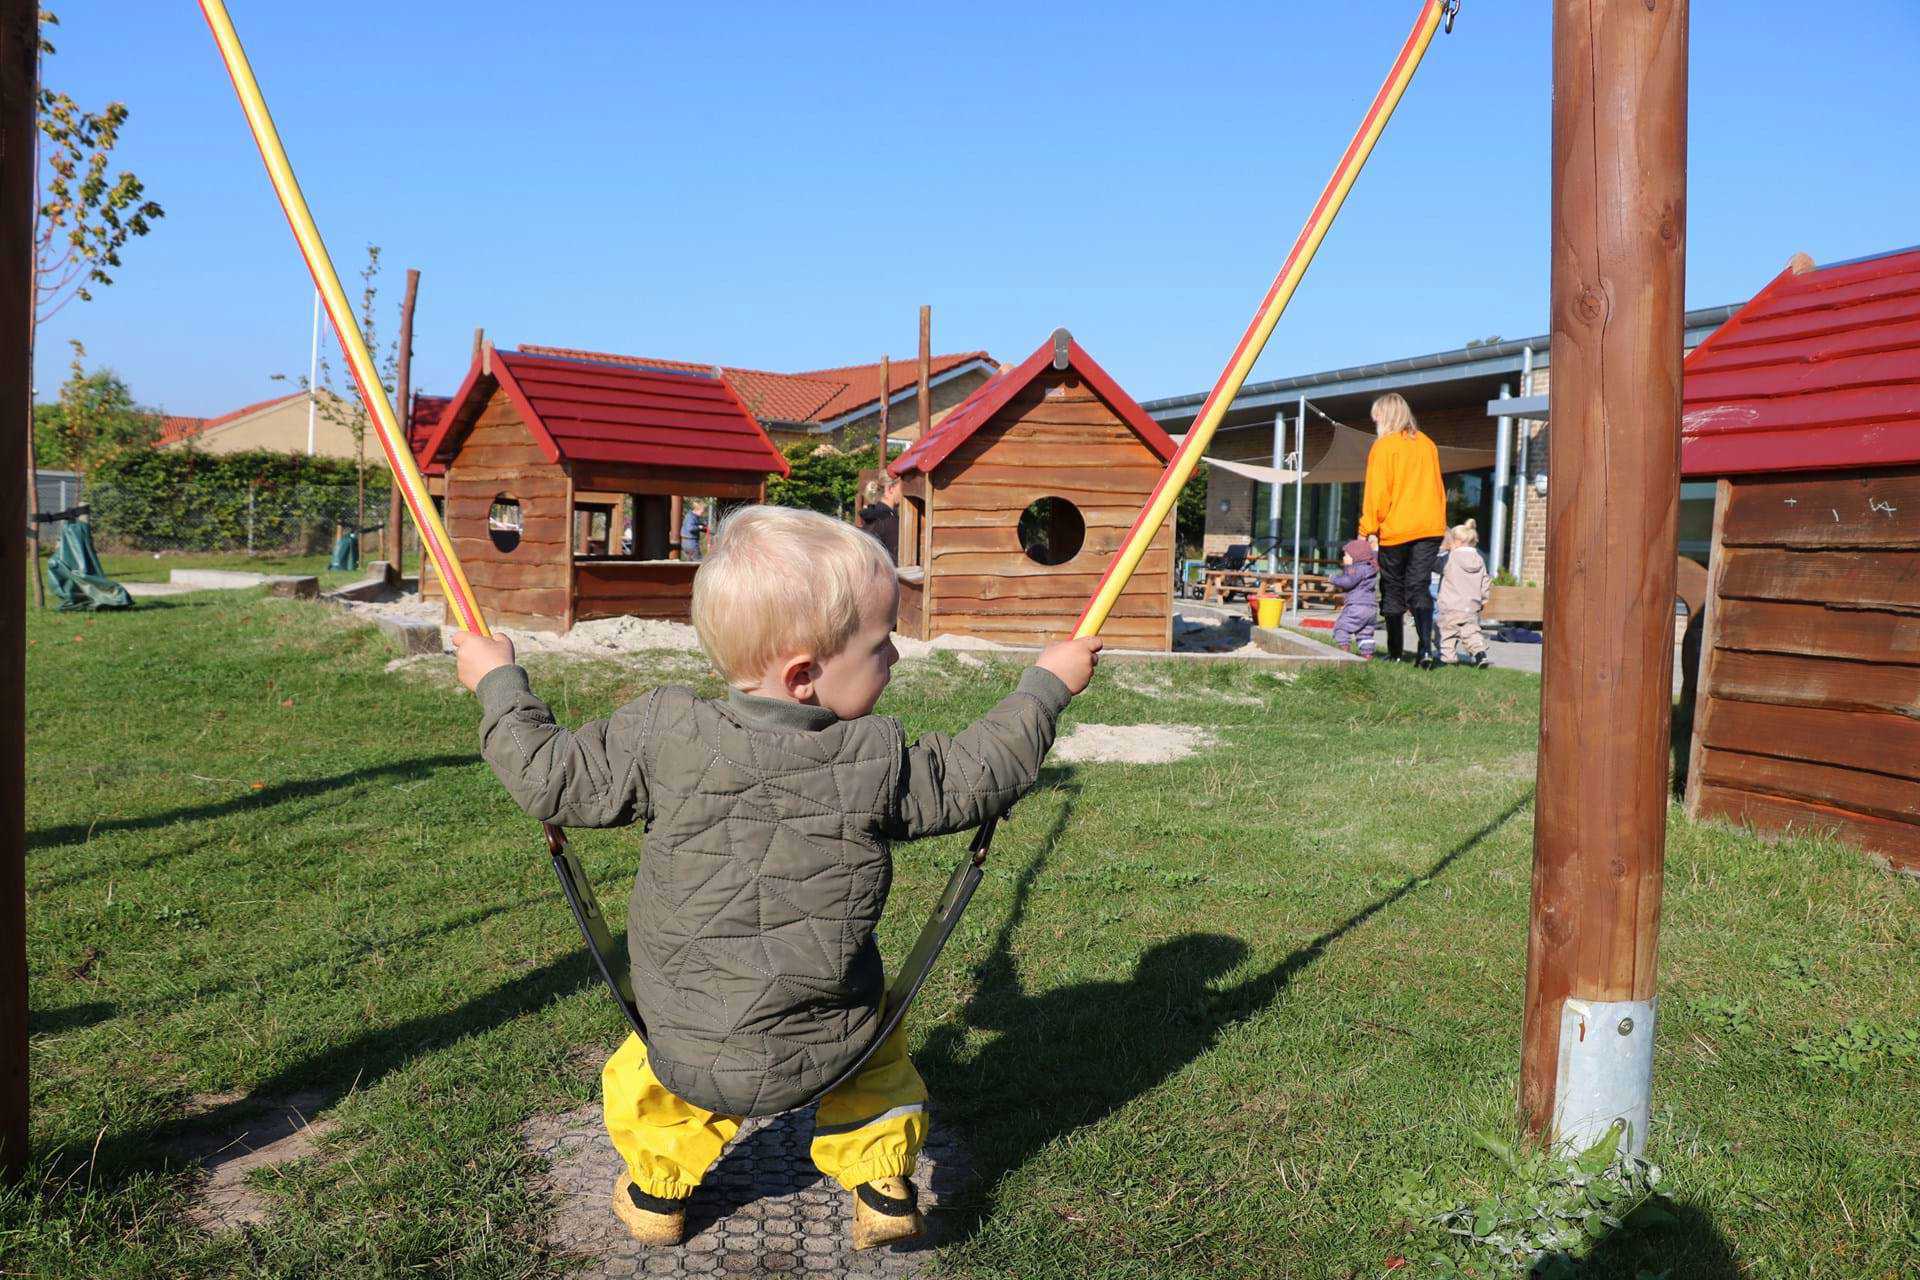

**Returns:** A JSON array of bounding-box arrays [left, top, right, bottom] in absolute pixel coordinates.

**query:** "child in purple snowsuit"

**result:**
[[1330, 537, 1379, 656]]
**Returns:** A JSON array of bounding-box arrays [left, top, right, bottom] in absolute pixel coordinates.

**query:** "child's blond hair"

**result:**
[[691, 505, 895, 687], [1450, 518, 1479, 547], [1371, 392, 1418, 437]]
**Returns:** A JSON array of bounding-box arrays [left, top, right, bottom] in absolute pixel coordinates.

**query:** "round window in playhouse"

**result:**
[[1018, 497, 1086, 566], [488, 495, 523, 553]]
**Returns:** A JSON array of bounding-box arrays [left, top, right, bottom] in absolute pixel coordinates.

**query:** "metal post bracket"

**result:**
[[1552, 995, 1657, 1157]]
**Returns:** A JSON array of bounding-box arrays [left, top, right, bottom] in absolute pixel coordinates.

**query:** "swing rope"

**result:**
[[198, 0, 1457, 1101]]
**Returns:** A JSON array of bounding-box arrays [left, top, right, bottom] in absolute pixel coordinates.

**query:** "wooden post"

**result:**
[[916, 306, 930, 443], [390, 267, 419, 572], [877, 353, 890, 464], [2, 0, 36, 1182], [1520, 0, 1688, 1156]]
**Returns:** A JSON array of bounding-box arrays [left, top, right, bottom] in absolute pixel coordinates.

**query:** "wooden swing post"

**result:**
[[389, 267, 419, 572], [2, 0, 35, 1183], [1520, 0, 1689, 1154], [917, 305, 930, 441]]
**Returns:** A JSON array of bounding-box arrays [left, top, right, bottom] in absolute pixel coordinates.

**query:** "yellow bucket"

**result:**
[[1255, 595, 1283, 629]]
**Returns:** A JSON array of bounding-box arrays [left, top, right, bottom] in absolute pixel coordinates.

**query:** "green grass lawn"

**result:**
[[9, 590, 1917, 1278]]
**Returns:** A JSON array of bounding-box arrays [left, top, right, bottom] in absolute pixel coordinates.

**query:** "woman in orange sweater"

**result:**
[[1357, 393, 1447, 667]]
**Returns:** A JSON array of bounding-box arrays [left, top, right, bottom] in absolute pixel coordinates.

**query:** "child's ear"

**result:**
[[781, 653, 818, 702]]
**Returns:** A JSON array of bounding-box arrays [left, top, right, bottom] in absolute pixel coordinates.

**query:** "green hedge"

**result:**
[[764, 442, 887, 517], [87, 450, 392, 553]]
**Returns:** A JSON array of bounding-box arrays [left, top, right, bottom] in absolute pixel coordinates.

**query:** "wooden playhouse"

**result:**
[[1682, 246, 1920, 871], [415, 345, 788, 631], [887, 329, 1179, 649]]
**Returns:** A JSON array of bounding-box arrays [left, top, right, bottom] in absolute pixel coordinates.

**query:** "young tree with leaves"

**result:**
[[303, 245, 395, 542], [34, 340, 160, 471], [25, 8, 164, 603]]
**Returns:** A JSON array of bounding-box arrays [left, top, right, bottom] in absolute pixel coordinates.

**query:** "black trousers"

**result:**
[[1376, 536, 1442, 659]]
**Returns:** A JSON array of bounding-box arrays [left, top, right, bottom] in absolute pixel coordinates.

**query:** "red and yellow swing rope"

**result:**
[[1075, 0, 1455, 638], [199, 0, 491, 638]]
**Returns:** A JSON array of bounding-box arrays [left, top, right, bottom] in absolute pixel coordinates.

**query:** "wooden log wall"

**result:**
[[441, 386, 572, 630], [925, 370, 1173, 649], [1687, 466, 1920, 871], [897, 568, 925, 637], [573, 560, 697, 623]]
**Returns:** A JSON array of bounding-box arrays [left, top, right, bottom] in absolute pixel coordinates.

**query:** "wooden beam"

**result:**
[[390, 268, 419, 571], [878, 353, 890, 463], [917, 306, 931, 444], [1521, 0, 1688, 1155], [1, 0, 34, 1183]]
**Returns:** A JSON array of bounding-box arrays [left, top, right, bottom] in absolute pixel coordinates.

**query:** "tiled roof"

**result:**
[[155, 390, 307, 446], [1682, 246, 1920, 476], [791, 352, 996, 423], [518, 344, 994, 428], [891, 332, 1177, 476], [157, 414, 209, 445], [418, 347, 789, 476]]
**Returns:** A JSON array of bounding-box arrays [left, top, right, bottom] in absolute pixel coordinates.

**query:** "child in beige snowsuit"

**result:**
[[1436, 519, 1491, 666]]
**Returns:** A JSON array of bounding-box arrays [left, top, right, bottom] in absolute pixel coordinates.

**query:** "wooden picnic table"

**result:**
[[1201, 566, 1345, 608]]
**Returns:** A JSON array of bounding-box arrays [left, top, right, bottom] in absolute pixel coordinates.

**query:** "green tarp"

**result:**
[[47, 520, 133, 612], [328, 528, 360, 572]]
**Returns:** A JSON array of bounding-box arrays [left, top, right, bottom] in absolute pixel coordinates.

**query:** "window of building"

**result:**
[[1019, 497, 1085, 566], [488, 495, 522, 553]]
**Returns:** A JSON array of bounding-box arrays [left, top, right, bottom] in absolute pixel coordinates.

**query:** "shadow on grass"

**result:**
[[28, 1002, 116, 1037], [920, 786, 1535, 1242], [57, 945, 600, 1193], [1569, 1198, 1741, 1279], [28, 753, 477, 861]]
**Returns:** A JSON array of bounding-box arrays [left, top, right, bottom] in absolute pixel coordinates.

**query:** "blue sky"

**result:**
[[31, 1, 1920, 419]]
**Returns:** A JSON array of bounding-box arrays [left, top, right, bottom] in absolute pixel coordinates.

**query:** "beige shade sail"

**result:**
[[1182, 422, 1498, 485]]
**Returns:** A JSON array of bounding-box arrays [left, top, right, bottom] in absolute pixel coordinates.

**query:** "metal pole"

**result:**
[[1521, 0, 1687, 1157], [2, 0, 35, 1181], [1491, 382, 1513, 577], [305, 287, 320, 456], [1291, 394, 1305, 615], [1512, 345, 1535, 581], [1267, 408, 1284, 572]]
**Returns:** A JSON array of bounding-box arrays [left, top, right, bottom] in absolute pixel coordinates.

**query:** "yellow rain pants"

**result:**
[[602, 1023, 928, 1199]]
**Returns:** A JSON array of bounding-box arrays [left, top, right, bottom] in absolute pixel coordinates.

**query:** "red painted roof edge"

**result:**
[[706, 367, 792, 477], [416, 347, 566, 469], [889, 344, 1049, 475], [415, 354, 494, 468], [889, 335, 1176, 476], [1678, 263, 1800, 385], [1063, 339, 1180, 464], [487, 349, 566, 465], [1684, 423, 1920, 478]]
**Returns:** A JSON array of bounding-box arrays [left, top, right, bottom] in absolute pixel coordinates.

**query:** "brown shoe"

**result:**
[[611, 1175, 688, 1246], [851, 1176, 925, 1250]]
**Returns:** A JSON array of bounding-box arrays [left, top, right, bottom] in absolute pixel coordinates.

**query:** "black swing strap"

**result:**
[[545, 815, 999, 1104]]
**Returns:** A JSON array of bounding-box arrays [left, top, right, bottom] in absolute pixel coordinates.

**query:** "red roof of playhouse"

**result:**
[[889, 332, 1179, 476], [1681, 246, 1920, 477], [519, 344, 996, 429], [407, 393, 453, 476], [418, 347, 790, 476]]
